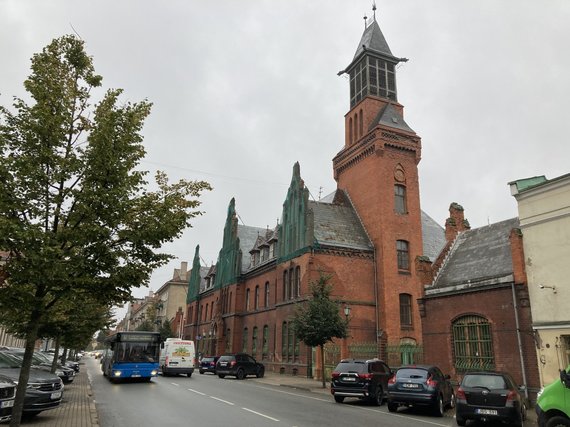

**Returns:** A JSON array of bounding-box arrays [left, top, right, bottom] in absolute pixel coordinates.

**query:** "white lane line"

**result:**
[[171, 383, 179, 387], [242, 407, 279, 421], [187, 388, 206, 396], [255, 385, 330, 402], [210, 396, 235, 405]]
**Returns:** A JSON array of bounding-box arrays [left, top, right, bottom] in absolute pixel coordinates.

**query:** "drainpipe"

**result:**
[[512, 283, 529, 400], [373, 246, 380, 353]]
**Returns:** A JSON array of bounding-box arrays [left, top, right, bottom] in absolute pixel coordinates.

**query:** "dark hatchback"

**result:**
[[0, 352, 63, 417], [216, 353, 265, 380], [199, 356, 220, 375], [387, 365, 455, 416], [331, 358, 392, 405], [455, 371, 527, 426]]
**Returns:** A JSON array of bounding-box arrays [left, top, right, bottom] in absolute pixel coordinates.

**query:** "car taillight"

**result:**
[[426, 375, 437, 388], [388, 375, 396, 385], [230, 360, 236, 367], [505, 390, 517, 406], [456, 387, 466, 400], [331, 372, 340, 379], [210, 362, 215, 367], [358, 373, 372, 379], [165, 356, 169, 366]]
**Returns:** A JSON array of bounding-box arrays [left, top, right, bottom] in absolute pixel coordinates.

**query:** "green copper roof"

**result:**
[[213, 198, 242, 289], [509, 176, 547, 193], [187, 245, 202, 303]]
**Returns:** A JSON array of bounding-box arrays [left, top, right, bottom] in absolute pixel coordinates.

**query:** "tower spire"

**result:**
[[372, 1, 377, 21]]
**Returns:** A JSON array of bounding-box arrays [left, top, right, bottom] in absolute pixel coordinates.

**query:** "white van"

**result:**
[[159, 338, 195, 377]]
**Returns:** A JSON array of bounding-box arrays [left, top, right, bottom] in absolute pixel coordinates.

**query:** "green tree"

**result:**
[[0, 35, 210, 426], [292, 272, 348, 388], [159, 319, 174, 341]]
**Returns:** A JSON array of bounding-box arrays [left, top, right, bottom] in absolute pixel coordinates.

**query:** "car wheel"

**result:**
[[218, 374, 225, 379], [387, 401, 398, 412], [371, 386, 383, 406], [199, 370, 204, 374], [433, 395, 444, 417], [256, 367, 265, 378], [455, 415, 466, 426], [334, 395, 345, 403], [521, 401, 527, 421], [236, 368, 245, 380], [546, 416, 570, 427], [448, 390, 456, 409], [187, 372, 192, 378]]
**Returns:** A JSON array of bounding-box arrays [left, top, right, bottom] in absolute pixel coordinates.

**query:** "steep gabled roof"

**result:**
[[430, 218, 519, 289], [369, 102, 415, 134], [353, 19, 394, 61], [421, 211, 446, 262], [309, 191, 373, 251], [238, 224, 267, 271]]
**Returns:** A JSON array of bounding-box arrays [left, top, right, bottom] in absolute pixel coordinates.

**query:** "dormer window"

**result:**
[[269, 243, 275, 259]]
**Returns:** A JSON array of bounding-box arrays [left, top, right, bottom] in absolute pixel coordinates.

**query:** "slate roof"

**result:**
[[309, 195, 373, 251], [353, 19, 395, 61], [421, 211, 446, 262], [430, 218, 519, 289], [237, 224, 268, 271], [369, 102, 415, 134]]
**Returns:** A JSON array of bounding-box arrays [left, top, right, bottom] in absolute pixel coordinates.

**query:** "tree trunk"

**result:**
[[10, 320, 40, 427], [51, 336, 61, 374], [320, 344, 326, 389]]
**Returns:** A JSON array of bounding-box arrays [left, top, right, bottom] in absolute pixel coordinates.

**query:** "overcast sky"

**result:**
[[2, 1, 570, 321]]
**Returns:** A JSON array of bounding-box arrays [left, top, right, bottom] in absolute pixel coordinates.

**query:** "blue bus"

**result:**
[[101, 331, 161, 382]]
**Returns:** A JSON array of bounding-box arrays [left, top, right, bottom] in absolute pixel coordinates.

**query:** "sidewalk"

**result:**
[[21, 364, 98, 427]]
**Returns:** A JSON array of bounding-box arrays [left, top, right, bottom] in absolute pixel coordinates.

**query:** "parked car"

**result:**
[[0, 375, 16, 423], [199, 356, 220, 375], [455, 371, 527, 426], [387, 365, 455, 416], [216, 353, 264, 379], [330, 358, 392, 405], [536, 366, 570, 427], [5, 349, 75, 384], [0, 352, 63, 417]]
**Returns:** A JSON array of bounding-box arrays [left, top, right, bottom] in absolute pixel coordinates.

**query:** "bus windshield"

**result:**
[[114, 341, 159, 363]]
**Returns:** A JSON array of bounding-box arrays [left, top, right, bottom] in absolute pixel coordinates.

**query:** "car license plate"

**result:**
[[169, 361, 178, 365], [475, 409, 498, 415], [1, 400, 14, 408], [220, 362, 227, 366], [50, 392, 62, 400], [343, 377, 356, 382], [132, 374, 141, 377], [403, 383, 419, 388]]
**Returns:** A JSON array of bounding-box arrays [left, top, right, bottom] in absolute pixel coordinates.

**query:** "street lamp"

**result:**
[[344, 305, 351, 318]]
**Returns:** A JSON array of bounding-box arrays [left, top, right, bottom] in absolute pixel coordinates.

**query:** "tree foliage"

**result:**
[[0, 35, 211, 426], [292, 272, 348, 388]]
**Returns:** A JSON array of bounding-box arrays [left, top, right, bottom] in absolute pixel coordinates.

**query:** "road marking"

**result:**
[[254, 385, 330, 402], [171, 383, 179, 387], [242, 407, 279, 421], [187, 388, 206, 396], [210, 396, 234, 405]]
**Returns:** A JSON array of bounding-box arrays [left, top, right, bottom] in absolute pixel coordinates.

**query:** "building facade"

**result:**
[[510, 173, 570, 386]]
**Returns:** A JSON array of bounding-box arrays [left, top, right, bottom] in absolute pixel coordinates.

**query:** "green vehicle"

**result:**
[[536, 366, 570, 427]]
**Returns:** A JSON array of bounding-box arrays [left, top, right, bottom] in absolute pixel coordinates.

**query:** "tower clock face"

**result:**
[[394, 167, 405, 183]]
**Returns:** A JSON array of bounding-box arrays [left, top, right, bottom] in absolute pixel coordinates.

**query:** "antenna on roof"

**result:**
[[318, 186, 323, 200], [372, 1, 377, 21], [363, 13, 368, 29]]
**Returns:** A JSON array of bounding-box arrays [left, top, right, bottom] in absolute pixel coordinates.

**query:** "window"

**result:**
[[245, 289, 250, 311], [289, 268, 294, 300], [295, 266, 301, 298], [350, 57, 397, 108], [252, 327, 258, 358], [283, 270, 288, 301], [264, 282, 270, 307], [349, 117, 353, 144], [269, 243, 274, 259], [242, 327, 248, 353], [452, 315, 495, 371], [226, 328, 231, 352], [281, 322, 287, 359], [397, 240, 410, 270], [359, 108, 363, 136], [262, 325, 269, 359], [262, 247, 269, 261], [399, 294, 412, 327], [254, 286, 259, 310], [395, 185, 407, 214]]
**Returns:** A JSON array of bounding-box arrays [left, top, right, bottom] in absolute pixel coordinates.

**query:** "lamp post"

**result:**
[[342, 305, 351, 359]]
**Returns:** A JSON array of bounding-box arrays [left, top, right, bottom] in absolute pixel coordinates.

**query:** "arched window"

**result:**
[[242, 327, 248, 353], [359, 108, 364, 136], [452, 315, 495, 371], [264, 282, 270, 307], [245, 288, 250, 311], [399, 294, 412, 327], [355, 112, 359, 139], [349, 117, 353, 144], [229, 292, 232, 313], [295, 266, 301, 298], [252, 327, 258, 358], [226, 328, 231, 352], [281, 322, 288, 360], [394, 184, 407, 214], [262, 325, 269, 359], [254, 285, 259, 310], [397, 240, 410, 270], [289, 268, 294, 300]]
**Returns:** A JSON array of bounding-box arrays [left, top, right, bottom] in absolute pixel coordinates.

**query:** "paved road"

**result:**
[[87, 357, 463, 427]]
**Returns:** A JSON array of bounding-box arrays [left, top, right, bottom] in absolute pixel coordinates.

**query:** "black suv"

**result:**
[[216, 353, 264, 379], [331, 358, 392, 405], [455, 371, 527, 426], [387, 365, 455, 416]]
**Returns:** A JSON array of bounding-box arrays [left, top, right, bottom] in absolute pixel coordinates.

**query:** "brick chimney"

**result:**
[[445, 202, 471, 241]]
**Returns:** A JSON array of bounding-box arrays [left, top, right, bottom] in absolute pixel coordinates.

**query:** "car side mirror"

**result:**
[[560, 370, 570, 389]]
